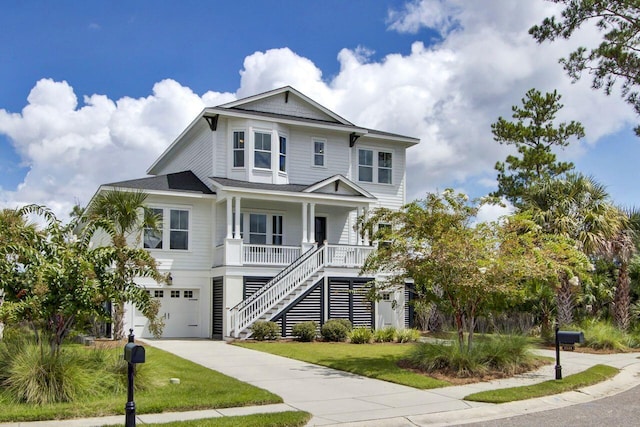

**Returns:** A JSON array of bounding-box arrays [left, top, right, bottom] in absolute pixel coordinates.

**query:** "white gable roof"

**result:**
[[219, 86, 353, 125]]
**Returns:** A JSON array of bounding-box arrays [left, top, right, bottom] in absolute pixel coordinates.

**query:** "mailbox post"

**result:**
[[554, 325, 584, 380], [124, 329, 145, 427]]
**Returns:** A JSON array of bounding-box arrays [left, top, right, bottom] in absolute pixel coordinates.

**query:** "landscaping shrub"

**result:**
[[406, 334, 534, 377], [350, 327, 373, 344], [2, 344, 99, 404], [292, 321, 317, 342], [250, 321, 280, 341], [374, 326, 397, 342], [397, 328, 421, 343], [321, 319, 351, 342], [580, 320, 635, 351]]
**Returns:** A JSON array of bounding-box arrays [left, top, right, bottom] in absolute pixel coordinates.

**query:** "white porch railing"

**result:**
[[243, 244, 301, 265], [230, 245, 325, 337], [326, 244, 375, 267]]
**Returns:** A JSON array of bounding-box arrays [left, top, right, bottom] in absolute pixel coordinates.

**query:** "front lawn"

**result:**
[[464, 364, 619, 403], [139, 411, 312, 427], [0, 345, 281, 422], [234, 341, 449, 389]]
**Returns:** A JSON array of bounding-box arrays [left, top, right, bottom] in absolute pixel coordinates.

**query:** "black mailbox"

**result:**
[[124, 343, 146, 364], [557, 331, 585, 345]]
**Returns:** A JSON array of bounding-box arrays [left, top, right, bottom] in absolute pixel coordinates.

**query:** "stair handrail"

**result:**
[[230, 245, 326, 336]]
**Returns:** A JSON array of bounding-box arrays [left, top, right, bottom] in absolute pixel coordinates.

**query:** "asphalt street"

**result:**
[[466, 383, 640, 427]]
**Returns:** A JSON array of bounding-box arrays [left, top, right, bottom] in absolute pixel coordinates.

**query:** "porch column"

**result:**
[[226, 197, 233, 239], [302, 202, 308, 243], [357, 207, 363, 245], [234, 196, 242, 239], [363, 207, 370, 246], [309, 203, 316, 243]]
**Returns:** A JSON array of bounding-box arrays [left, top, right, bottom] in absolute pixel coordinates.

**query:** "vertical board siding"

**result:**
[[328, 277, 374, 328], [273, 281, 323, 337], [212, 277, 224, 338]]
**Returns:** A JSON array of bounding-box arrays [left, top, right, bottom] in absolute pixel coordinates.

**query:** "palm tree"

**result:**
[[524, 174, 623, 325], [606, 208, 640, 331], [86, 189, 161, 340]]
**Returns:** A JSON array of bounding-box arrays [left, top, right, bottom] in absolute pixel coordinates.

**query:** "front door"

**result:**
[[315, 216, 327, 245]]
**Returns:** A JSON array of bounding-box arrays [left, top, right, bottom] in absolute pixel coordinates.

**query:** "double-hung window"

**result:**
[[358, 149, 373, 182], [378, 152, 392, 184], [254, 132, 271, 169], [233, 131, 245, 167], [279, 136, 287, 172], [144, 208, 164, 249], [313, 139, 325, 166], [169, 209, 189, 250], [358, 149, 392, 184], [249, 213, 267, 244]]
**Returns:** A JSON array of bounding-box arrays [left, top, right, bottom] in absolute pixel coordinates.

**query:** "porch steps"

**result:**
[[230, 245, 327, 338], [236, 271, 324, 339]]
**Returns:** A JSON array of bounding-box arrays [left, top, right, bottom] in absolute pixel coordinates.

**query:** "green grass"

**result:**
[[464, 364, 619, 403], [0, 345, 281, 422], [138, 411, 312, 427], [235, 341, 449, 389]]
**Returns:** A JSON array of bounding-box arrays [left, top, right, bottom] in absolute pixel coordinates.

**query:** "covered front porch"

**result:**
[[211, 175, 377, 268]]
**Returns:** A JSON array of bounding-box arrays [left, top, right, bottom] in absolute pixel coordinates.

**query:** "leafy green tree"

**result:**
[[86, 189, 162, 340], [530, 1, 640, 134], [360, 190, 588, 349], [491, 88, 584, 207], [0, 206, 103, 354]]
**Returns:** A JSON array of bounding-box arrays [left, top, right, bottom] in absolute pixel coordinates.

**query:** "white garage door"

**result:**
[[134, 289, 200, 338]]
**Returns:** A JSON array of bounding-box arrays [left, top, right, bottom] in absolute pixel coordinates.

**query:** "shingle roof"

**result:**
[[209, 177, 308, 193], [106, 171, 214, 194]]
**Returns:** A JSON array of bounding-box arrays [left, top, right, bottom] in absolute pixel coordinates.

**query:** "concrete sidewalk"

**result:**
[[1, 340, 639, 426]]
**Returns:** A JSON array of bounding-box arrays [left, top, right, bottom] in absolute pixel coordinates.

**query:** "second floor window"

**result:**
[[279, 136, 287, 172], [254, 132, 271, 169], [314, 140, 325, 166], [144, 208, 164, 249], [358, 149, 373, 182], [170, 209, 189, 250], [358, 149, 393, 184], [233, 131, 245, 167]]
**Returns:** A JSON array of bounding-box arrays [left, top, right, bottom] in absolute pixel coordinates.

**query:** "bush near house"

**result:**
[[350, 327, 374, 344], [250, 321, 280, 341], [397, 328, 421, 343], [321, 319, 352, 342], [374, 327, 398, 343], [291, 321, 317, 342]]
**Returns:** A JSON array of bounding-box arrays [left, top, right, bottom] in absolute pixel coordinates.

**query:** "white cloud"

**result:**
[[1, 0, 637, 218], [0, 79, 234, 216]]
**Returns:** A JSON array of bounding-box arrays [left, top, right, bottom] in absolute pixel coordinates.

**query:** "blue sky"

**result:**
[[1, 0, 639, 218]]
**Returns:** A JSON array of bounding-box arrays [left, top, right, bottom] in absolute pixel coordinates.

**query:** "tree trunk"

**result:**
[[556, 277, 574, 326], [454, 311, 465, 348], [614, 263, 631, 331], [113, 301, 125, 340]]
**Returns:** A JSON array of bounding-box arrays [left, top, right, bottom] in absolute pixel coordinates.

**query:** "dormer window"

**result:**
[[233, 131, 245, 168], [254, 132, 272, 169]]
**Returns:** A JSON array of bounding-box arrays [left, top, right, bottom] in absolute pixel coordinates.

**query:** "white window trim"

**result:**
[[239, 209, 286, 245], [278, 133, 288, 174], [144, 205, 193, 252], [357, 147, 395, 186], [312, 138, 327, 168], [253, 129, 273, 171], [231, 129, 246, 170]]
